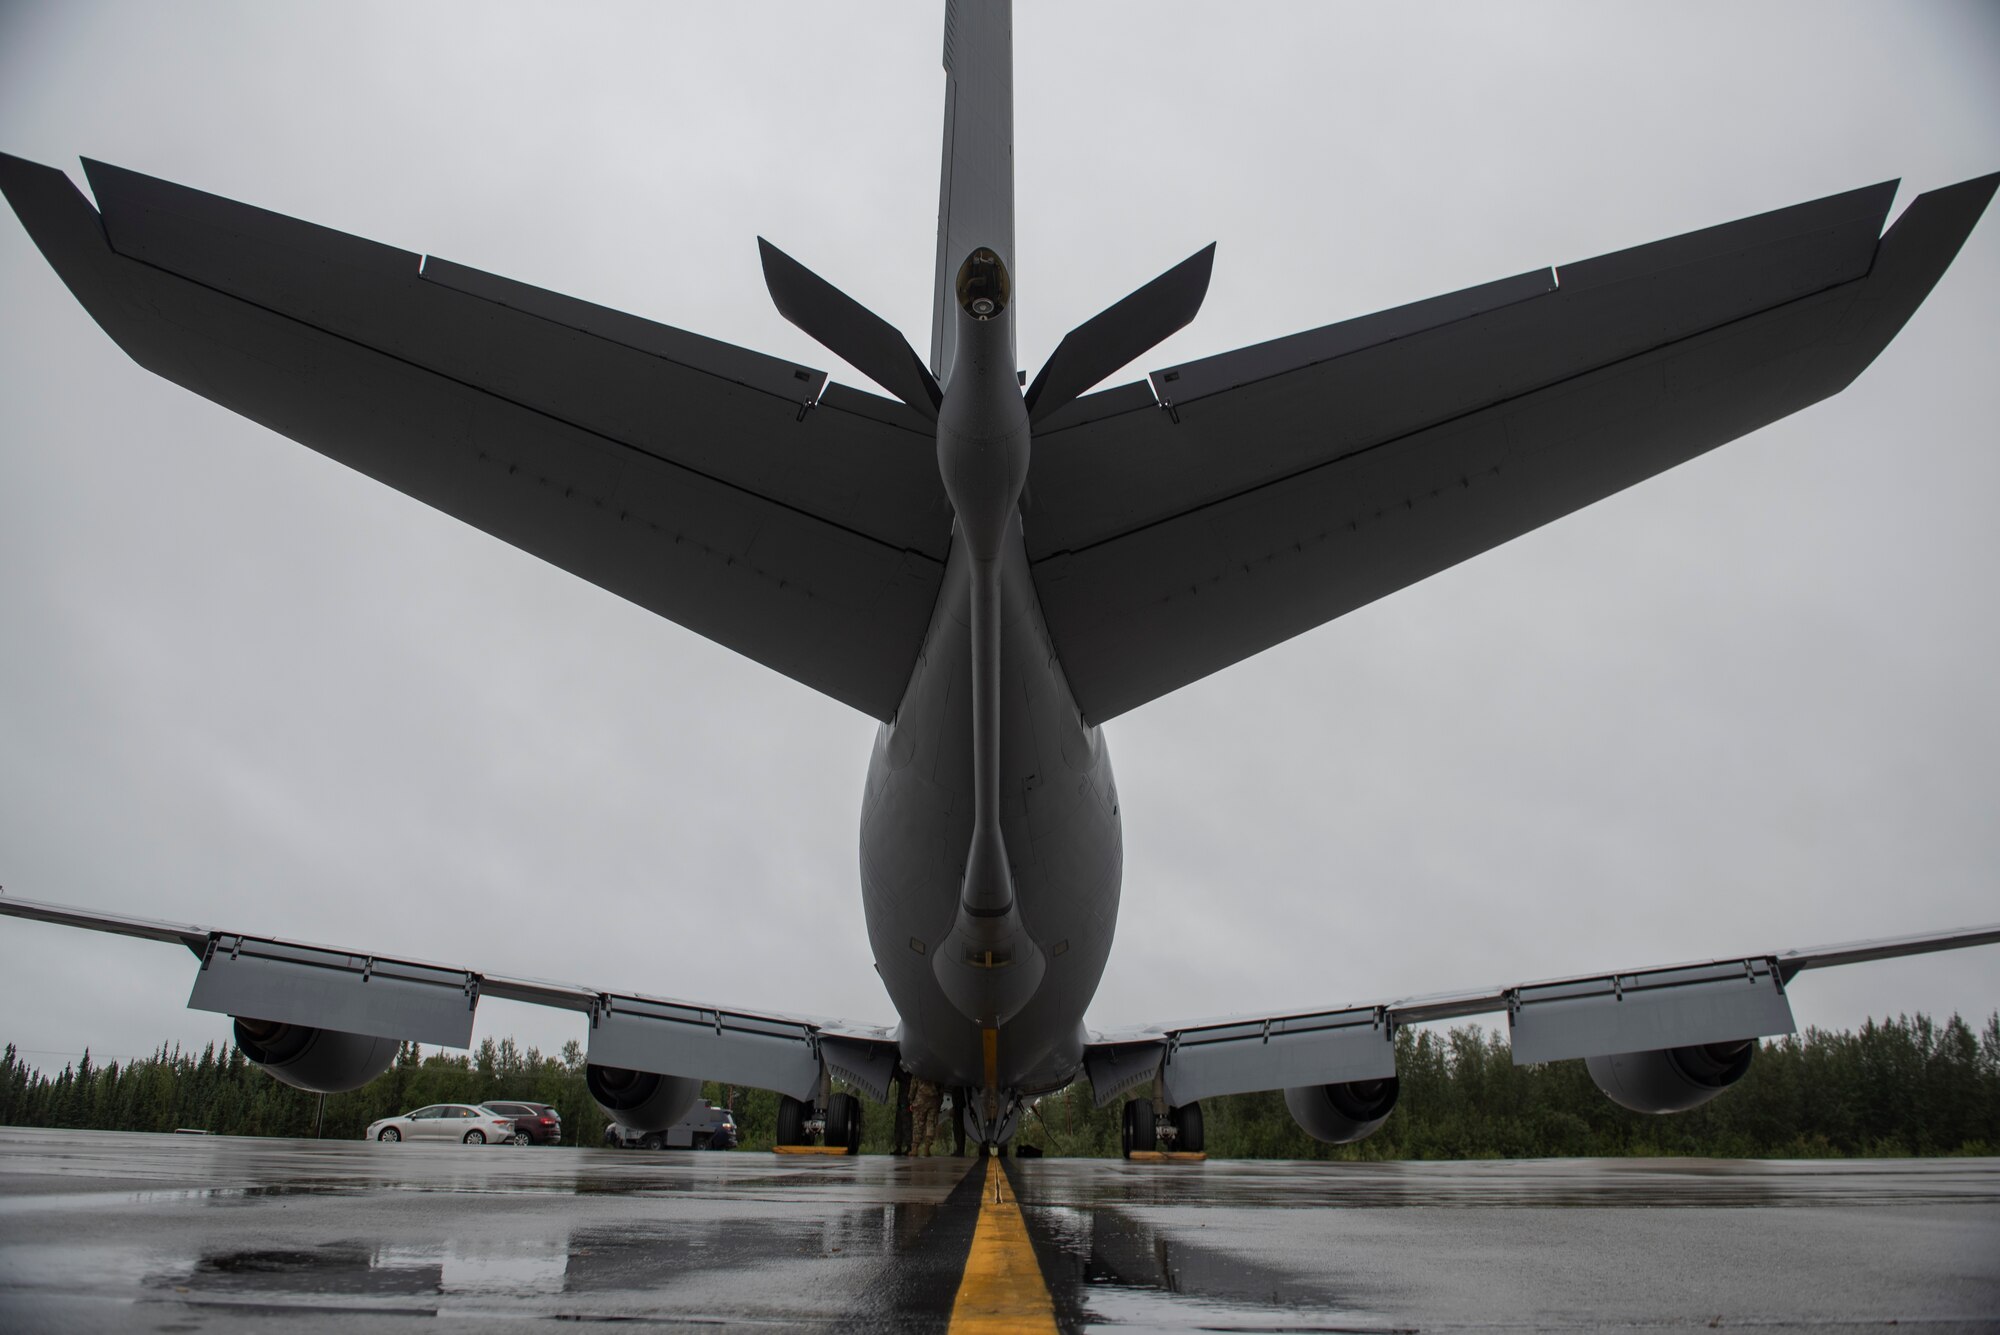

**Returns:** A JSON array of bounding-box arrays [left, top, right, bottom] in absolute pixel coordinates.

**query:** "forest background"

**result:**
[[5, 1012, 1996, 1160]]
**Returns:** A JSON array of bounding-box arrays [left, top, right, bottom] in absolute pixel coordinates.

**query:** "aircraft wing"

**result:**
[[1081, 923, 2000, 1108], [0, 154, 951, 722], [1027, 173, 1998, 724], [0, 894, 901, 1104]]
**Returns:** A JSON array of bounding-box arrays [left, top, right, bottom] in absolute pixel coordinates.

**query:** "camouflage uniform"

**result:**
[[910, 1078, 942, 1156]]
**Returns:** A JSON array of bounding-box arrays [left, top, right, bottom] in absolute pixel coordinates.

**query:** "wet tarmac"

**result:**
[[2, 1127, 1997, 1331]]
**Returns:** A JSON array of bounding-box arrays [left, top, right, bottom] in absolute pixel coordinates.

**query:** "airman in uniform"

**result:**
[[910, 1078, 942, 1155]]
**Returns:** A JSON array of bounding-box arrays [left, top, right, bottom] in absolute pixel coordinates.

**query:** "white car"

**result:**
[[366, 1103, 520, 1145]]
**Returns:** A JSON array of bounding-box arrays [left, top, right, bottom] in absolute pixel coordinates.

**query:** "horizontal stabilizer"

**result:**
[[759, 237, 941, 418], [1026, 243, 1215, 424]]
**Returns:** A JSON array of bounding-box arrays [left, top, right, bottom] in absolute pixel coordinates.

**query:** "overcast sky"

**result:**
[[2, 3, 1996, 1077]]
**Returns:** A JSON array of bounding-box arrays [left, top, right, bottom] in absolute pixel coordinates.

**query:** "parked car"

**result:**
[[603, 1101, 738, 1150], [365, 1104, 521, 1145], [483, 1100, 563, 1146]]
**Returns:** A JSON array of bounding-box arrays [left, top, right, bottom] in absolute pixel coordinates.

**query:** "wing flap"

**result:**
[[1508, 959, 1795, 1066], [1086, 921, 2000, 1104], [0, 894, 894, 1099], [591, 993, 822, 1101], [189, 935, 480, 1050], [1160, 1006, 1396, 1109]]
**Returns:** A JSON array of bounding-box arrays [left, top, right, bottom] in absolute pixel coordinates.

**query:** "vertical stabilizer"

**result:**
[[930, 0, 1015, 385]]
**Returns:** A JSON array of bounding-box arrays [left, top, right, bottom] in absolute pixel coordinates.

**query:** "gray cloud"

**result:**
[[2, 3, 1994, 1072]]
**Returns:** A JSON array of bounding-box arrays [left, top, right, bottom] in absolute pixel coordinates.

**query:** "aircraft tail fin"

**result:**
[[929, 0, 1014, 386]]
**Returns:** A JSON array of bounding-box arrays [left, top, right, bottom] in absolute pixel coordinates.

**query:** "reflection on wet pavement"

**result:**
[[1010, 1158, 2000, 1331], [3, 1128, 1998, 1331]]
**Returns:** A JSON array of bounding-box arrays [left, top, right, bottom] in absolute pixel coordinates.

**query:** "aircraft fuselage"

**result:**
[[859, 517, 1123, 1096], [858, 253, 1122, 1103]]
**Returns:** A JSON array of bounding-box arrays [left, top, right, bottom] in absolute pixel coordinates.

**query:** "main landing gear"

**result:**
[[775, 1092, 863, 1154], [1120, 1097, 1204, 1158]]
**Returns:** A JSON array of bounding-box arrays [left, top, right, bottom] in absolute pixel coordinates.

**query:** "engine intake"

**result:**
[[1587, 1040, 1755, 1114], [1284, 1077, 1400, 1145], [585, 1063, 701, 1134], [232, 1017, 398, 1093]]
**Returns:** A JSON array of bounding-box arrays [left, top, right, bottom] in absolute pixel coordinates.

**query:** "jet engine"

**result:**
[[232, 1017, 398, 1093], [585, 1063, 701, 1133], [1284, 1077, 1400, 1145], [1586, 1040, 1755, 1114]]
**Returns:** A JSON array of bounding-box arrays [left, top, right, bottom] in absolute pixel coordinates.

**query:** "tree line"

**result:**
[[5, 1011, 1996, 1158]]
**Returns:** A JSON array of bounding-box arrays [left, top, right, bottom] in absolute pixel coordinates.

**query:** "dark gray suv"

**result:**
[[483, 1100, 562, 1145]]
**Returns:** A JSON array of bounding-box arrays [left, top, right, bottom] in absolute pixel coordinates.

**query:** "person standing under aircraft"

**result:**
[[891, 1067, 913, 1156], [910, 1078, 941, 1157]]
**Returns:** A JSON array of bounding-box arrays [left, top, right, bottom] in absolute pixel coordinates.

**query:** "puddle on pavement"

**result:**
[[144, 1202, 947, 1308], [1027, 1200, 1391, 1332]]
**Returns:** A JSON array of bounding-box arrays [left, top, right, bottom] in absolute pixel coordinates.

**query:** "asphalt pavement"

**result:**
[[2, 1127, 1996, 1331]]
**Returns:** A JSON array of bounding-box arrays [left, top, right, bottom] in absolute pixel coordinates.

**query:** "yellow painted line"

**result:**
[[948, 1157, 1058, 1335]]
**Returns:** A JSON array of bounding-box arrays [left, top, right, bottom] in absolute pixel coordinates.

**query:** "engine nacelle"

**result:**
[[586, 1063, 702, 1134], [232, 1017, 398, 1093], [1283, 1077, 1400, 1145], [1587, 1040, 1755, 1114]]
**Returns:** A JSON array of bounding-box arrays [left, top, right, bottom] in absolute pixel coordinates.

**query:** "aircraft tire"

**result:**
[[1121, 1098, 1156, 1156], [775, 1094, 812, 1146], [1171, 1102, 1204, 1153], [826, 1092, 863, 1153]]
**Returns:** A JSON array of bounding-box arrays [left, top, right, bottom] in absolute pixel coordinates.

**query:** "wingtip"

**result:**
[[1940, 169, 2000, 207]]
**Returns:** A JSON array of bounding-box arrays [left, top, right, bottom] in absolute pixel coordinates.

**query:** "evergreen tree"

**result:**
[[3, 1011, 1995, 1157]]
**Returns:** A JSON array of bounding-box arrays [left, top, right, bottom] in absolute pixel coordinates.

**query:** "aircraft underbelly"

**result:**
[[859, 519, 1122, 1091]]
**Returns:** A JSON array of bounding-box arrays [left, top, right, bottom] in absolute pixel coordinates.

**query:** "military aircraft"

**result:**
[[3, 2, 1995, 1153]]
